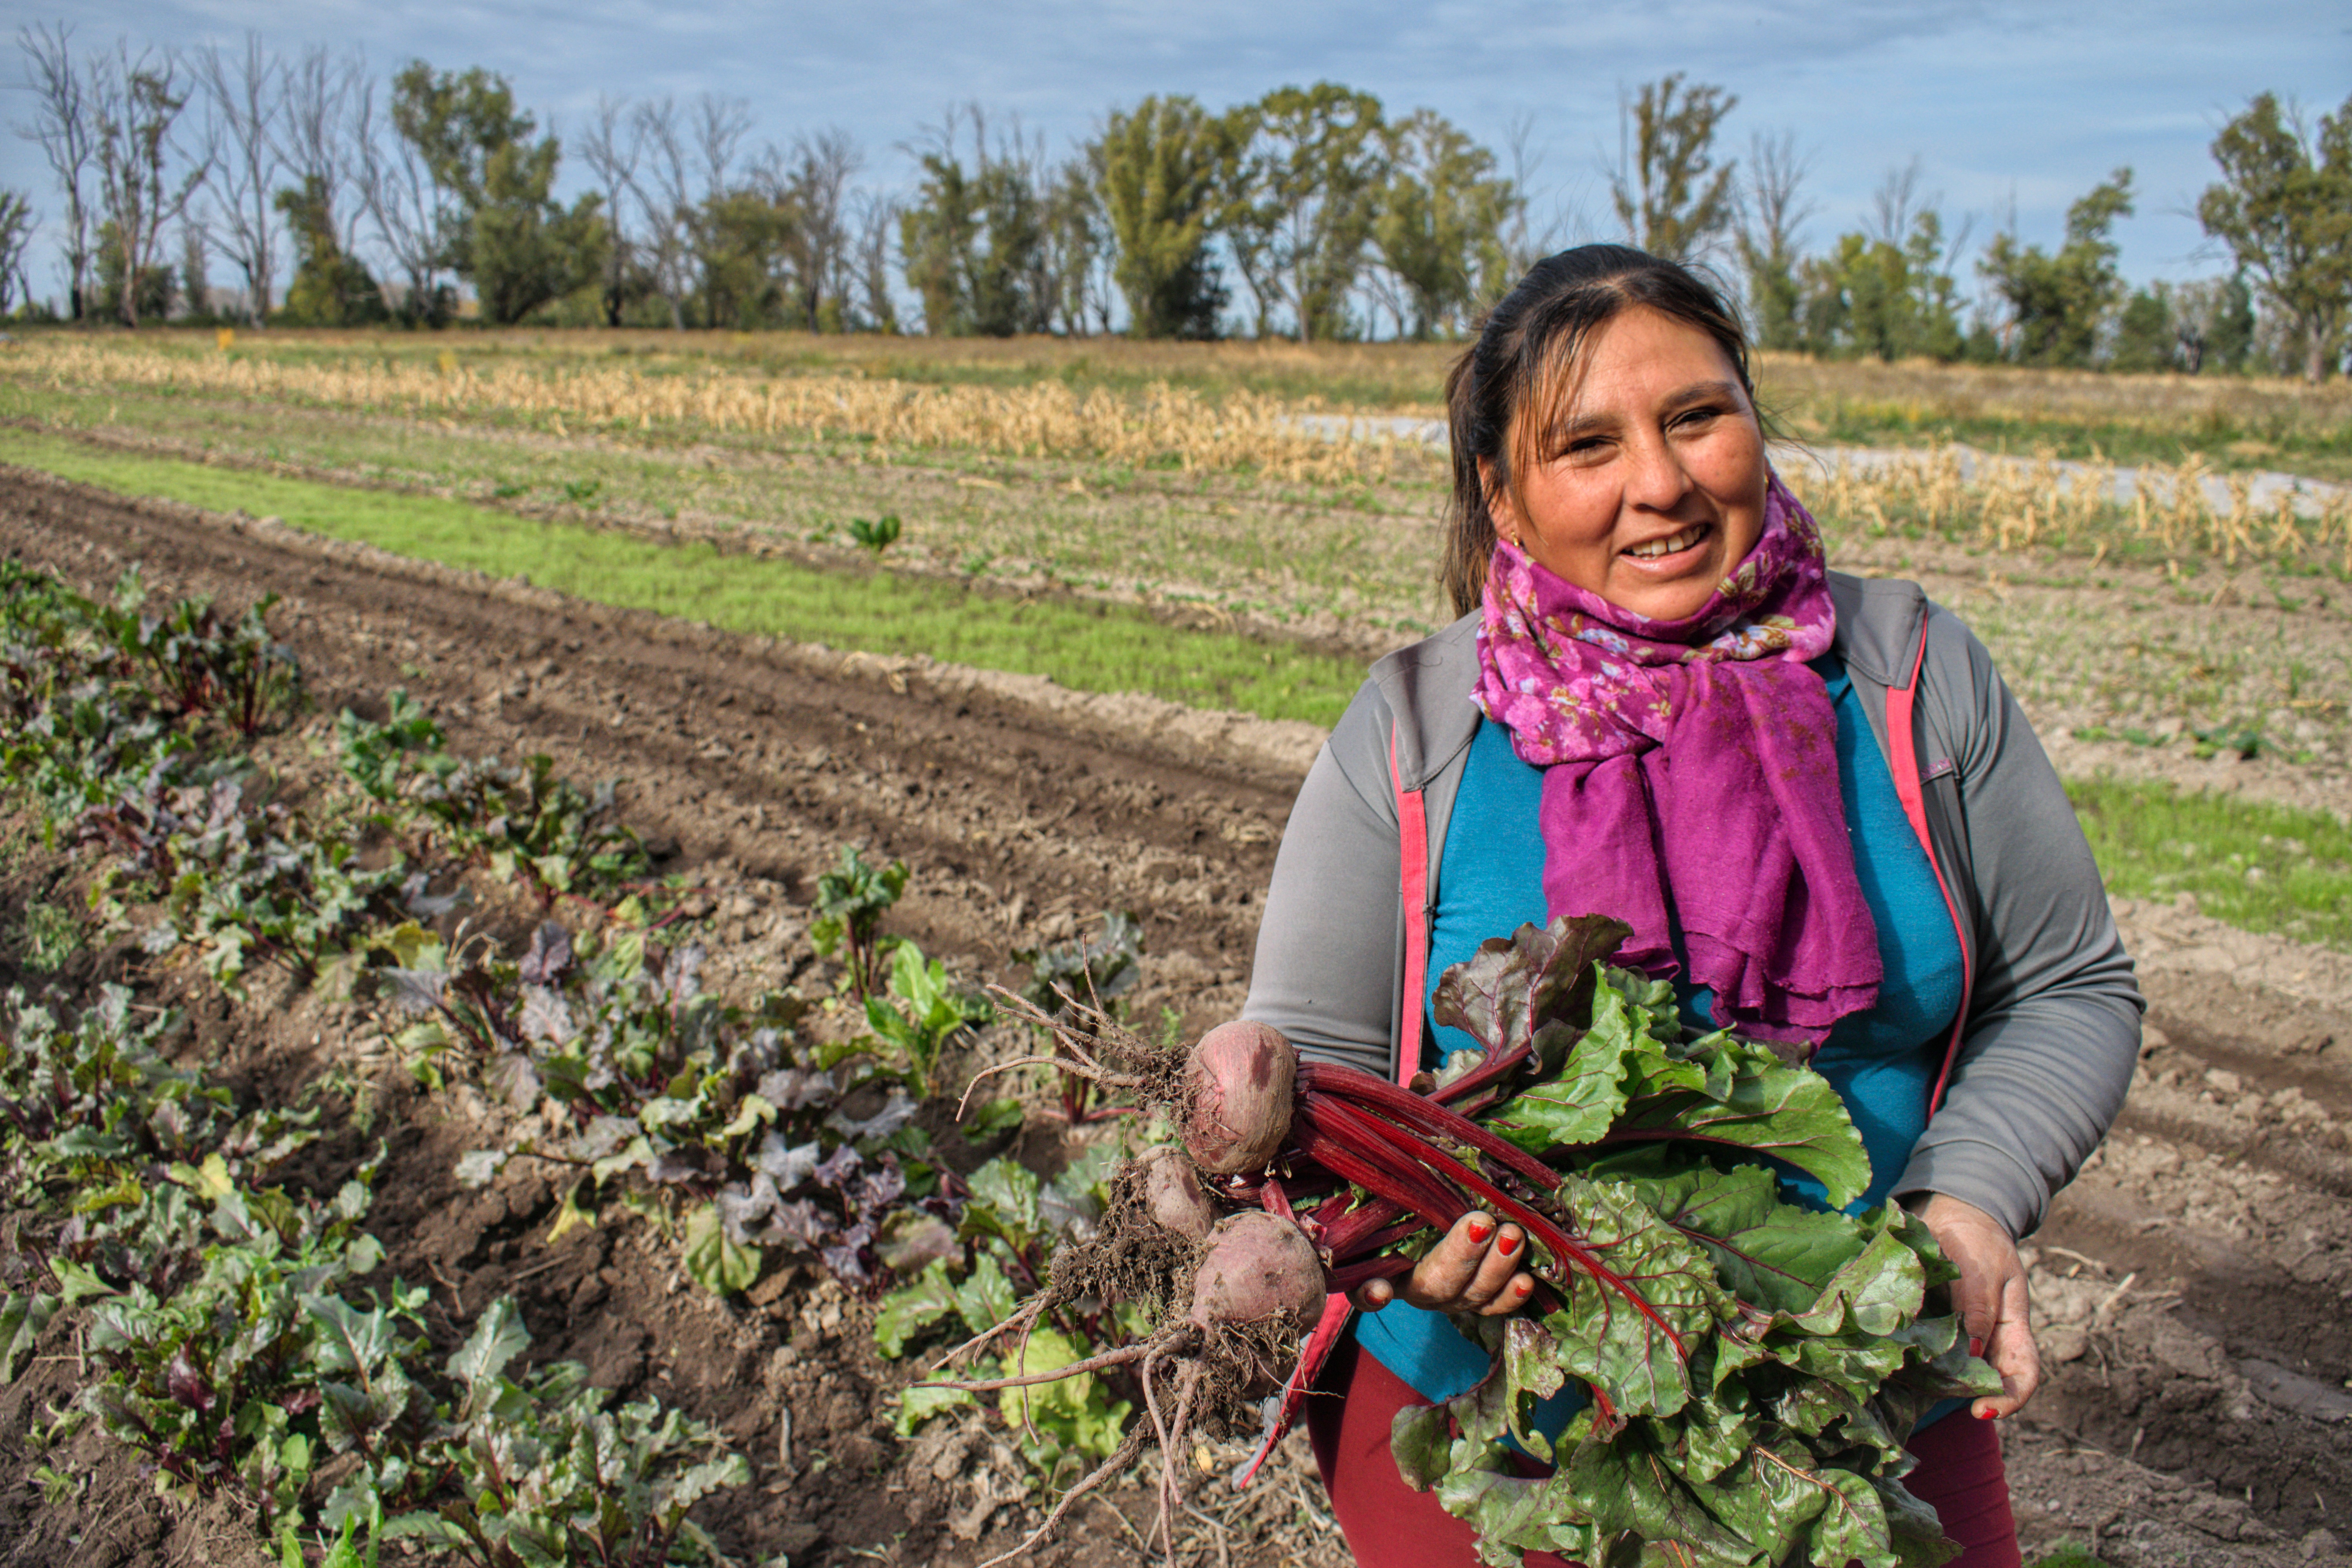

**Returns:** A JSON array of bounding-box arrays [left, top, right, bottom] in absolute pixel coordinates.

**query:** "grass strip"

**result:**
[[2068, 777, 2352, 951], [0, 428, 1364, 727]]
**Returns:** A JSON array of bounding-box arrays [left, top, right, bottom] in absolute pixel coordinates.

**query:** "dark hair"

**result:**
[[1440, 245, 1755, 618]]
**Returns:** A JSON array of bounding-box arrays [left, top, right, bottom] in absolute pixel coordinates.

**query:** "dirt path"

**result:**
[[1, 469, 2346, 1566]]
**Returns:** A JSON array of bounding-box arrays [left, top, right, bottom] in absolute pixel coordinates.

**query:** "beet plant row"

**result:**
[[0, 982, 752, 1564], [0, 562, 1131, 1557]]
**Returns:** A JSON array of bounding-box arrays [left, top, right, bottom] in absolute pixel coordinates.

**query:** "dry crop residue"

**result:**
[[0, 470, 2346, 1567]]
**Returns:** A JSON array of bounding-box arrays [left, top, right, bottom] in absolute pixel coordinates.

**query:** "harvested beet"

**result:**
[[1133, 1144, 1217, 1242], [1188, 1210, 1327, 1325], [1180, 1020, 1296, 1175]]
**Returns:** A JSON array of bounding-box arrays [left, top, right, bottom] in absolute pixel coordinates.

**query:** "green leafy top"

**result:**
[[1399, 918, 1997, 1568]]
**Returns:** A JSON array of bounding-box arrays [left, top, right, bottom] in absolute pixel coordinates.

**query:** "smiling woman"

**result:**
[[1244, 245, 2145, 1568]]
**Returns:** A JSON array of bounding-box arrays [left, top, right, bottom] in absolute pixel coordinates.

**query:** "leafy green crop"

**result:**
[[1392, 922, 2002, 1567], [877, 1145, 1138, 1487], [864, 940, 994, 1097], [338, 692, 650, 908], [809, 844, 907, 1001]]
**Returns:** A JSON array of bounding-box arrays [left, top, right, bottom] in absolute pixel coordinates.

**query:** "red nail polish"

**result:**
[[1975, 1408, 1996, 1421], [1497, 1233, 1520, 1257], [1515, 1279, 1533, 1295], [1465, 1220, 1492, 1245], [1968, 1337, 1985, 1358]]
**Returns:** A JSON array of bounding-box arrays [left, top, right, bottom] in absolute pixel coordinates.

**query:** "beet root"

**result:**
[[1182, 1020, 1296, 1176], [1189, 1210, 1328, 1327], [1134, 1144, 1218, 1243]]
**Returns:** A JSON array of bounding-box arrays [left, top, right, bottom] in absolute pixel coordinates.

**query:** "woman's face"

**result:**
[[1489, 306, 1768, 623]]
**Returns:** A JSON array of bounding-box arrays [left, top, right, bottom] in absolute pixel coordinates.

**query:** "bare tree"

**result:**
[[630, 97, 693, 327], [0, 189, 37, 313], [1610, 74, 1739, 261], [1735, 130, 1814, 350], [357, 75, 448, 322], [279, 46, 367, 254], [778, 127, 859, 330], [851, 188, 898, 332], [577, 94, 641, 325], [194, 33, 281, 325], [15, 23, 98, 318], [91, 40, 208, 325]]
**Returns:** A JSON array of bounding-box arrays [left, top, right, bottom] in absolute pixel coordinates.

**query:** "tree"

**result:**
[[193, 33, 281, 326], [1095, 94, 1230, 339], [1978, 168, 2133, 367], [2108, 283, 2177, 373], [851, 190, 898, 333], [1372, 109, 1519, 339], [1736, 131, 1814, 352], [389, 61, 604, 325], [2196, 92, 2352, 383], [0, 189, 37, 314], [278, 50, 368, 264], [2171, 274, 2256, 375], [15, 24, 98, 319], [577, 96, 643, 326], [1221, 83, 1385, 340], [772, 129, 862, 332], [1038, 156, 1108, 336], [356, 76, 452, 326], [898, 109, 1053, 337], [90, 42, 207, 326], [275, 173, 384, 324], [1611, 74, 1738, 260]]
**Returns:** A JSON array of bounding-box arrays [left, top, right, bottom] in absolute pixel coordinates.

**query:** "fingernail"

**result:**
[[1968, 1337, 1985, 1358], [1465, 1220, 1493, 1245], [1975, 1408, 1996, 1421], [1497, 1233, 1520, 1256], [1514, 1279, 1533, 1296]]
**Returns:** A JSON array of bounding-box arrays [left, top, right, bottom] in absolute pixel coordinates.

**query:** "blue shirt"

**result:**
[[1356, 655, 1966, 1435]]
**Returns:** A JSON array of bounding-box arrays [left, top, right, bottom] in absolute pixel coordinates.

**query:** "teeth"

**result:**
[[1629, 526, 1704, 560]]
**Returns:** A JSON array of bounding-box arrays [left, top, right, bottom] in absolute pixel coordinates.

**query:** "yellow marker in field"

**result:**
[[216, 327, 234, 351]]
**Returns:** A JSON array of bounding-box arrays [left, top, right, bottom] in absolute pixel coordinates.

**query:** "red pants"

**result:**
[[1306, 1335, 2020, 1568]]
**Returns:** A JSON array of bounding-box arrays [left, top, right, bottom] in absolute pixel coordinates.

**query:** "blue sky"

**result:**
[[2, 0, 2345, 317]]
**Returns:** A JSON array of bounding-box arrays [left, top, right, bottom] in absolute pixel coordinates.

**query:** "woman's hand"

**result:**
[[1916, 1192, 2041, 1420], [1352, 1211, 1537, 1317]]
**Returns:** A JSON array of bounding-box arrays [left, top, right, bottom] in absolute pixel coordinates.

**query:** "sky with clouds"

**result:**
[[2, 0, 2345, 318]]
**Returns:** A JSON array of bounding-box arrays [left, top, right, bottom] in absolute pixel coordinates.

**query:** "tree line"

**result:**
[[6, 26, 2349, 381]]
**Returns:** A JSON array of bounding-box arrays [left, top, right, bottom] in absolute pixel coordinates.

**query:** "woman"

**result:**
[[1243, 247, 2141, 1568]]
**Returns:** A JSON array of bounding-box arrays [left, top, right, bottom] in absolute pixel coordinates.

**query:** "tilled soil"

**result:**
[[2, 468, 2347, 1567]]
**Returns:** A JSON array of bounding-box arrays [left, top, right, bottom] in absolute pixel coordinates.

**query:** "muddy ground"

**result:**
[[0, 468, 2346, 1567]]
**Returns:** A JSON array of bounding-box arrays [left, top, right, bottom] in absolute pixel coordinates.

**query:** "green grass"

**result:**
[[0, 429, 1366, 726], [2069, 777, 2352, 949]]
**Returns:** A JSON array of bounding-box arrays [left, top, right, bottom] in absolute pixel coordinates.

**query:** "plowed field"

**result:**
[[2, 468, 2347, 1567]]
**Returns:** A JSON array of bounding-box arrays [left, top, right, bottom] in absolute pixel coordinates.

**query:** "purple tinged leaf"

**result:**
[[756, 1134, 824, 1189], [647, 1151, 709, 1184], [828, 1090, 916, 1142], [755, 1068, 837, 1111], [1432, 914, 1630, 1064], [385, 968, 448, 1016], [164, 1349, 211, 1411], [812, 1144, 863, 1188], [519, 985, 575, 1044], [519, 922, 573, 986]]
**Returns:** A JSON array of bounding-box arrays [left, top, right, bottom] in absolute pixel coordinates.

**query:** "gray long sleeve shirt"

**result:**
[[1242, 572, 2142, 1239]]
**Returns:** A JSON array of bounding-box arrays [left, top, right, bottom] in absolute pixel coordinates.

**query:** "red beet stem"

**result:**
[[1299, 1061, 1572, 1200], [1289, 1104, 1468, 1238], [1309, 1096, 1688, 1360]]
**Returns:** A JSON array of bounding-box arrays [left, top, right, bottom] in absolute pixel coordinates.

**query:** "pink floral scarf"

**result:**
[[1470, 473, 1880, 1044]]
